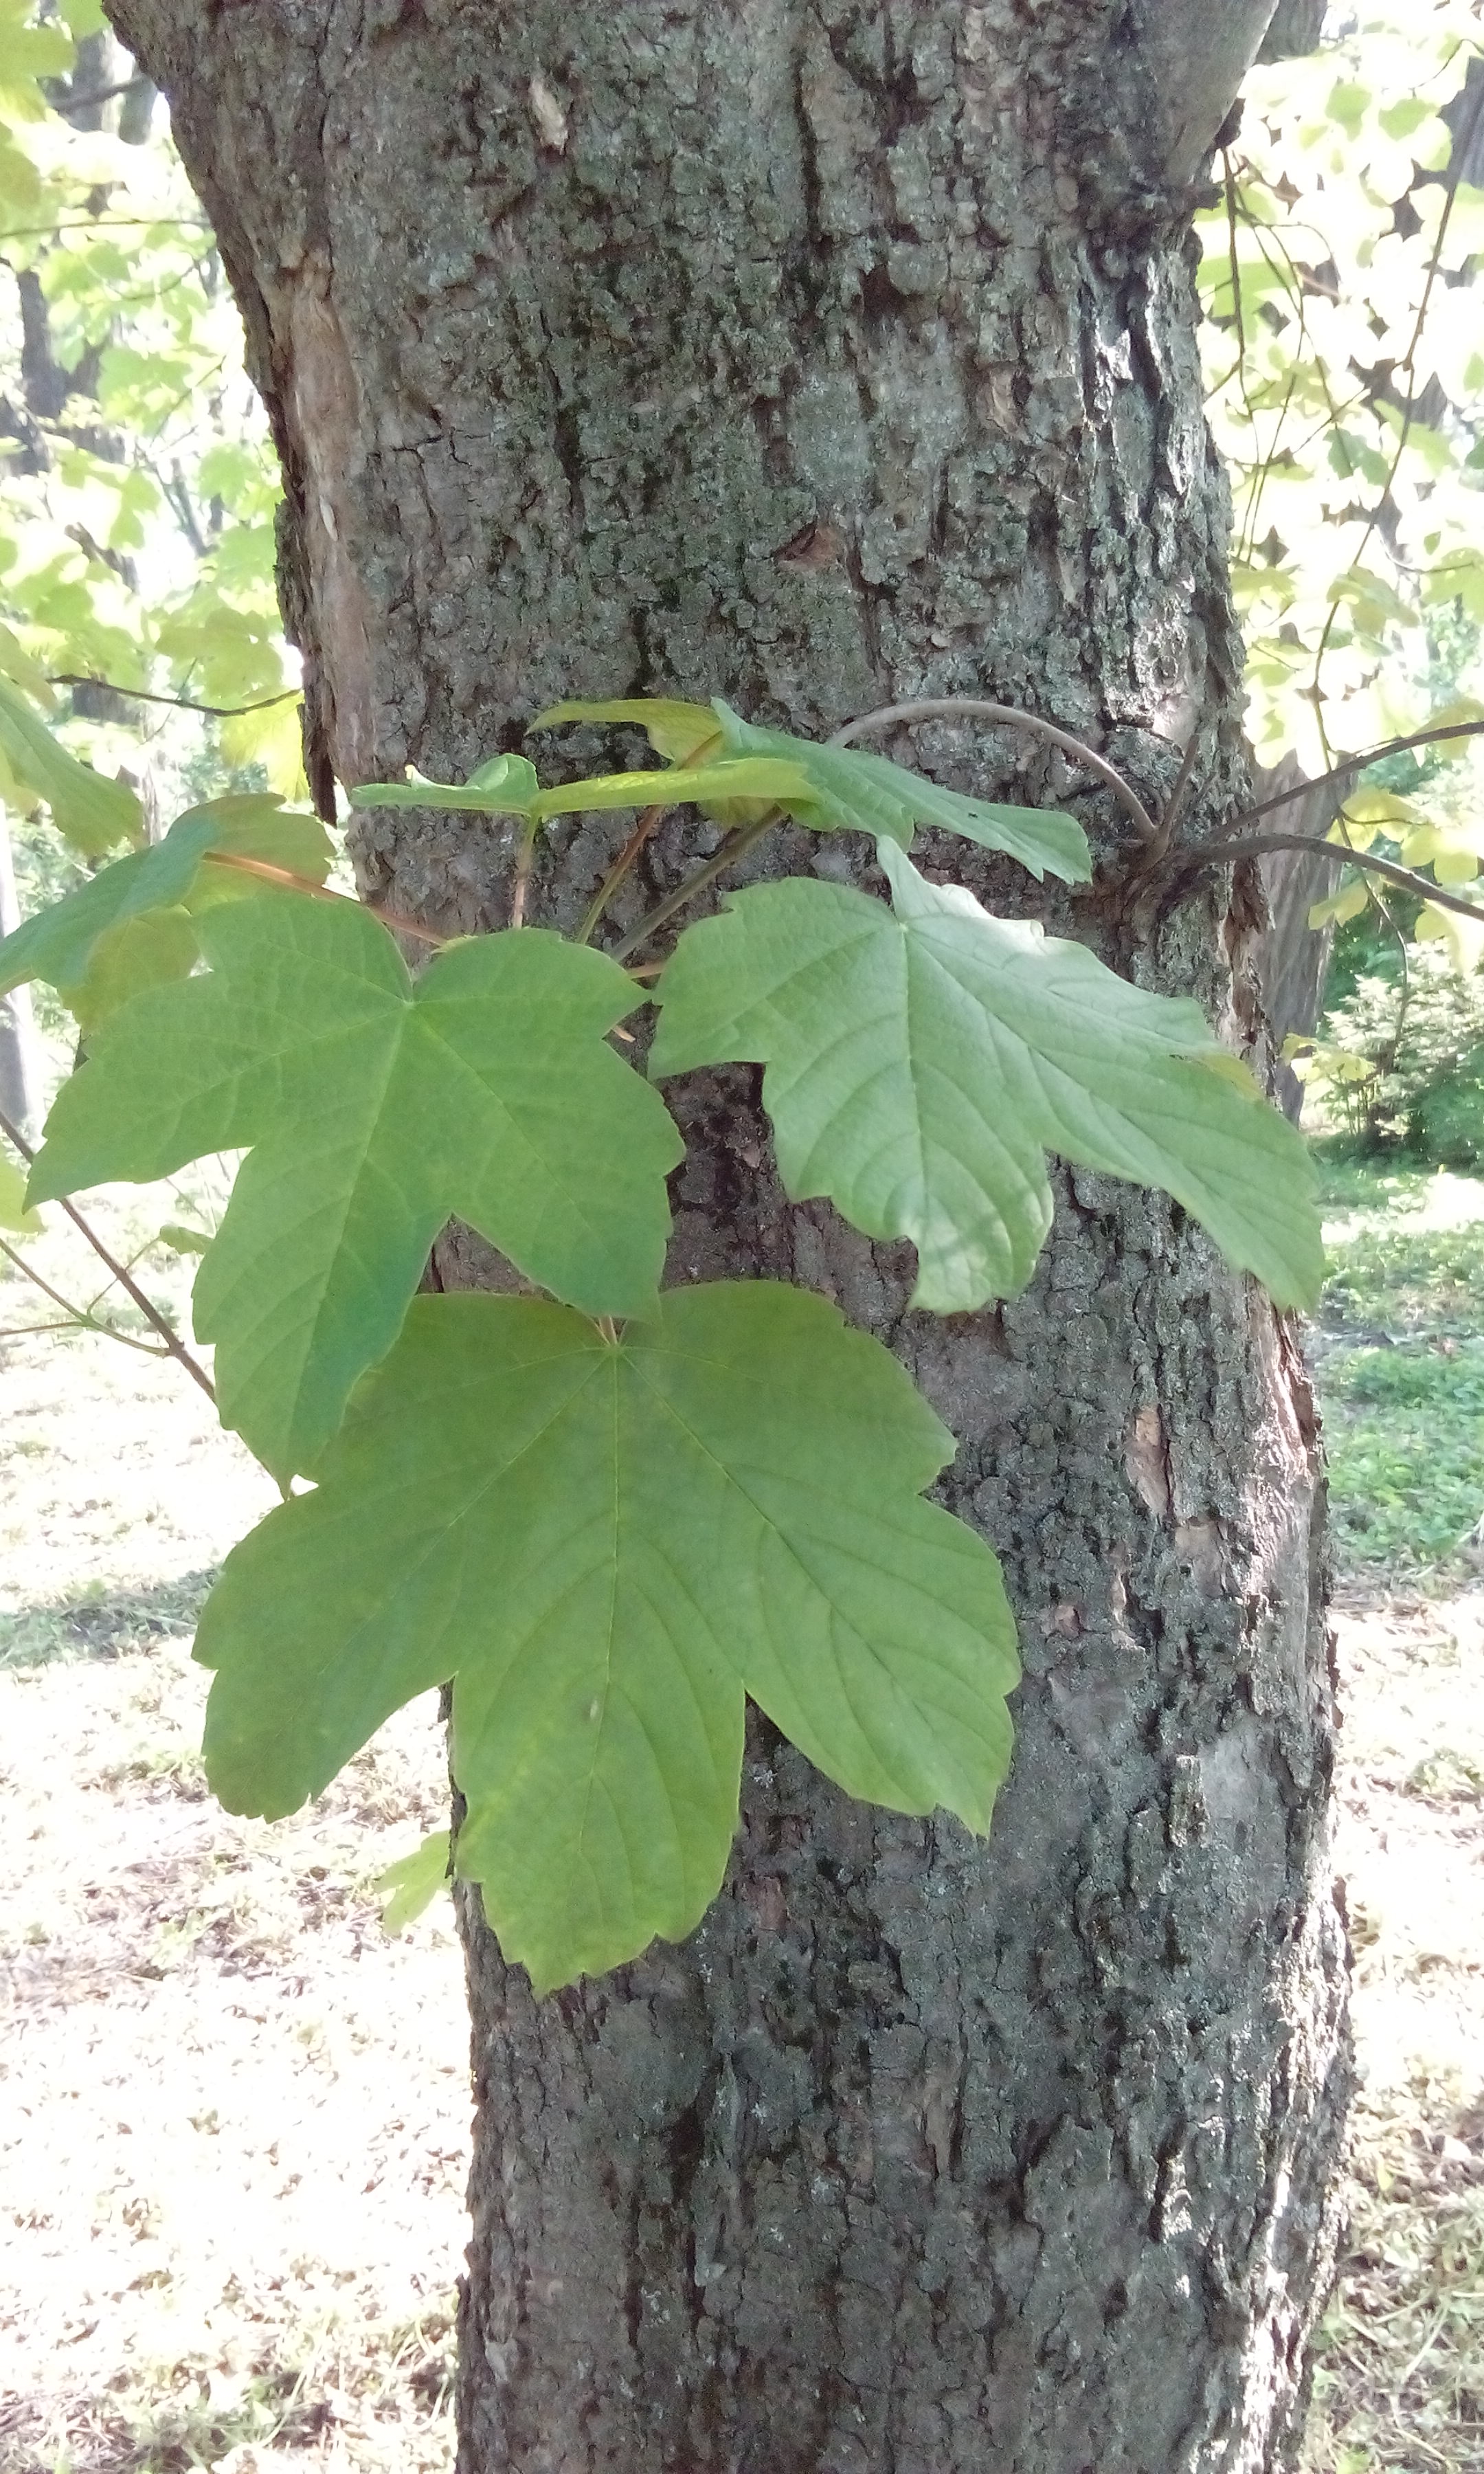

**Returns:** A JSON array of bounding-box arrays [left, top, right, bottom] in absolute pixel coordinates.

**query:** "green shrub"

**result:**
[[1315, 946, 1484, 1164]]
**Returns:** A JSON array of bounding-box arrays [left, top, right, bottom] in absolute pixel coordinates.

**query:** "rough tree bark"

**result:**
[[105, 5, 1351, 2468]]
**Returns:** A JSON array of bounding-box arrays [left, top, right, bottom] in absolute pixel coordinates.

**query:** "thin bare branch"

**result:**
[[610, 807, 783, 964], [0, 1234, 171, 1359], [1151, 727, 1204, 858], [1230, 719, 1484, 828], [49, 673, 301, 719], [48, 75, 149, 115], [0, 1106, 216, 1404], [1161, 830, 1484, 924]]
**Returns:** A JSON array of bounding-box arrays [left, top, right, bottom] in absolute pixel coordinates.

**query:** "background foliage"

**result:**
[[0, 1, 1480, 1035], [0, 0, 301, 926]]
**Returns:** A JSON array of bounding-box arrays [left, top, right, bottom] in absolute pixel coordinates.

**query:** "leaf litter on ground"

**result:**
[[1, 1174, 466, 2474], [1, 1151, 1481, 2471]]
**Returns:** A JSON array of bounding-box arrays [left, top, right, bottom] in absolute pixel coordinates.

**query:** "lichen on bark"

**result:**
[[104, 3, 1349, 2466]]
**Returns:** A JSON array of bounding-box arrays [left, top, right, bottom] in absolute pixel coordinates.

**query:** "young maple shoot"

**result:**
[[0, 695, 1322, 1991]]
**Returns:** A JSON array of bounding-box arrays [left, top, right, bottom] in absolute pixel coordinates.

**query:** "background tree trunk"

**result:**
[[106, 4, 1351, 2467], [1254, 758, 1347, 1122], [0, 810, 41, 1139]]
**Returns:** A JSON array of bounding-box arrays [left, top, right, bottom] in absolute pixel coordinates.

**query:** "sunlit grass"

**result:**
[[1314, 1148, 1484, 1581]]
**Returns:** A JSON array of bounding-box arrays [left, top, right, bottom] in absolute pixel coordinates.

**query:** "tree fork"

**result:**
[[106, 3, 1351, 2466]]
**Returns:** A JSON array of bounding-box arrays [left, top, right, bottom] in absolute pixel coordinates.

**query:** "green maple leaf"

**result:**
[[529, 696, 1092, 875], [56, 810, 336, 1032], [528, 700, 780, 828], [30, 900, 682, 1478], [60, 908, 200, 1034], [0, 794, 333, 1001], [0, 624, 59, 711], [0, 675, 144, 857], [529, 756, 811, 820], [711, 701, 1092, 883], [651, 840, 1323, 1313], [194, 1282, 1018, 1992], [376, 1831, 451, 1934], [0, 1151, 41, 1234], [186, 808, 341, 906], [529, 698, 722, 764], [349, 737, 813, 834], [349, 751, 540, 814]]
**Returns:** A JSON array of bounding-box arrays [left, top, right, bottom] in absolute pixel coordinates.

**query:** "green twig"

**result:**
[[611, 807, 784, 965], [576, 803, 671, 944], [509, 814, 541, 929]]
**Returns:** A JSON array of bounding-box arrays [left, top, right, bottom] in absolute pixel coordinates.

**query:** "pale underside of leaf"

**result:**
[[528, 698, 722, 764], [193, 1284, 1018, 1992], [529, 757, 811, 819], [651, 844, 1323, 1313], [711, 701, 1092, 884], [348, 751, 539, 815]]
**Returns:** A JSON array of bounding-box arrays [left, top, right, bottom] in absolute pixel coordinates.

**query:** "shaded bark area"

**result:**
[[107, 3, 1348, 2468]]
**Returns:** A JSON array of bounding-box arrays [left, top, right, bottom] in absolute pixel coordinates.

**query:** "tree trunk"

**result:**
[[106, 5, 1351, 2467], [1254, 758, 1347, 1122]]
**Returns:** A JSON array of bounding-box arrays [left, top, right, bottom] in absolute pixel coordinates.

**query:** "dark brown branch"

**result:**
[[0, 1105, 217, 1404], [49, 673, 300, 718], [1163, 831, 1484, 924], [1230, 720, 1484, 829], [611, 808, 783, 964], [49, 76, 148, 115], [1151, 726, 1204, 858]]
